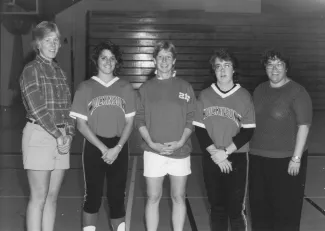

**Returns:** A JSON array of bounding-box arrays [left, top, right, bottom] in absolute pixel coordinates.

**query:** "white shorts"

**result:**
[[143, 151, 191, 177]]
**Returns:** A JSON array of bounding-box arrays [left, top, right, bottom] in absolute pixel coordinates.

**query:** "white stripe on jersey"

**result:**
[[125, 111, 136, 118], [242, 123, 256, 128], [193, 121, 206, 128], [69, 111, 88, 121]]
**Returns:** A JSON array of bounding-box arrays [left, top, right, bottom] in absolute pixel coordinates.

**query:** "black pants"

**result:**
[[82, 136, 128, 219], [202, 152, 248, 231], [249, 152, 308, 231]]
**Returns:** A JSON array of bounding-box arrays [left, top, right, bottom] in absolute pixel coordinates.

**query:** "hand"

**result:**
[[162, 141, 182, 155], [208, 147, 228, 164], [57, 136, 64, 146], [149, 142, 170, 155], [217, 159, 233, 174], [100, 146, 110, 156], [288, 160, 301, 176], [102, 146, 120, 165], [63, 135, 73, 144], [57, 135, 72, 155]]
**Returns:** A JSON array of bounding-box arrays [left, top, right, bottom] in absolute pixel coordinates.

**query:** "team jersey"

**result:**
[[135, 76, 196, 159], [70, 76, 136, 138], [193, 83, 256, 153]]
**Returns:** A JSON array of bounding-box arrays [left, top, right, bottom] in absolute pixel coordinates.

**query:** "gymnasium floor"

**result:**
[[1, 155, 325, 231], [0, 106, 325, 231]]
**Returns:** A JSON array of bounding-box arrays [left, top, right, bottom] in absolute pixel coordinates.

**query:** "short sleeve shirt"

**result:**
[[70, 76, 136, 138], [193, 84, 256, 152], [250, 80, 312, 156]]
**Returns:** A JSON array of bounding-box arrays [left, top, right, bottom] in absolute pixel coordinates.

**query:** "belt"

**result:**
[[27, 118, 66, 128]]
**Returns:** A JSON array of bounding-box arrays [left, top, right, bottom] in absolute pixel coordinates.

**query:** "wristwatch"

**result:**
[[292, 155, 301, 162]]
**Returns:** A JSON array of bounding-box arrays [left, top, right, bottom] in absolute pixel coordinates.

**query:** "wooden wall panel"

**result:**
[[87, 11, 325, 110]]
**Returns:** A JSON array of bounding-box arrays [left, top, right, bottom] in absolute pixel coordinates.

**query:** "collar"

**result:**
[[36, 55, 59, 68], [91, 76, 119, 87], [211, 83, 241, 98], [156, 70, 177, 80]]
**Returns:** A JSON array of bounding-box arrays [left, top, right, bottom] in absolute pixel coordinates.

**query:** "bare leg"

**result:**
[[83, 212, 99, 229], [26, 170, 51, 231], [170, 175, 188, 231], [145, 176, 164, 231], [111, 217, 125, 231], [42, 169, 66, 231]]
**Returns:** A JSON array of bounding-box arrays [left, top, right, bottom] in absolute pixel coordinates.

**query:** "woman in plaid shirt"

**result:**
[[20, 21, 75, 231]]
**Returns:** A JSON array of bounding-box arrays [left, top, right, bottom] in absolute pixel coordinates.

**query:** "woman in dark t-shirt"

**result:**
[[249, 49, 313, 231]]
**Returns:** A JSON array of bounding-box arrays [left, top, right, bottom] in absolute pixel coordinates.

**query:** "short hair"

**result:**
[[31, 21, 60, 52], [90, 40, 123, 76], [209, 48, 239, 83], [209, 48, 238, 70], [152, 41, 177, 59], [261, 48, 290, 71]]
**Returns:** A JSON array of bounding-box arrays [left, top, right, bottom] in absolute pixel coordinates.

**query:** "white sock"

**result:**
[[117, 222, 126, 231], [83, 226, 96, 231]]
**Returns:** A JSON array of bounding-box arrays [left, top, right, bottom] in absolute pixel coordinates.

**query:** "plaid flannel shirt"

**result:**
[[20, 55, 75, 138]]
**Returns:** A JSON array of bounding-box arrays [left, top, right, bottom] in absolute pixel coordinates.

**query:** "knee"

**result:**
[[147, 191, 162, 204], [229, 210, 244, 220], [171, 192, 185, 204], [46, 191, 59, 205], [83, 185, 104, 213], [109, 197, 126, 219], [83, 195, 102, 214], [29, 190, 48, 208]]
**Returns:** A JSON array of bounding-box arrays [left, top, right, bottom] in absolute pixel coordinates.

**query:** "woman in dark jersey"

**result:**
[[70, 41, 136, 231], [193, 48, 255, 231], [249, 49, 313, 231]]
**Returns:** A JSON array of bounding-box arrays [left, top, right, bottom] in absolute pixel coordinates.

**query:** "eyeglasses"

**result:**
[[214, 63, 233, 71], [266, 62, 285, 70]]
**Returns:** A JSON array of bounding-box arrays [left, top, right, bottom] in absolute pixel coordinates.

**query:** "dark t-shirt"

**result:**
[[250, 80, 312, 158]]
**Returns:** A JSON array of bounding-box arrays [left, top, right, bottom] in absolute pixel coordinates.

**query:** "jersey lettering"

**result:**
[[179, 92, 190, 102], [88, 95, 126, 115], [203, 106, 241, 127]]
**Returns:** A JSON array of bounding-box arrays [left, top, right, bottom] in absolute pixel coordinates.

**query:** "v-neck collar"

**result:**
[[211, 83, 241, 98], [91, 76, 119, 88]]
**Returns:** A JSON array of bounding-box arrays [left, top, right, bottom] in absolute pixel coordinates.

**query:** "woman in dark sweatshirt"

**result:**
[[135, 41, 196, 231]]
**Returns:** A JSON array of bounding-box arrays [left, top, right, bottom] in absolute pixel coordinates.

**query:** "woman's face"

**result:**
[[265, 58, 287, 86], [154, 49, 176, 74], [38, 32, 60, 61], [97, 49, 116, 76], [214, 58, 234, 85]]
